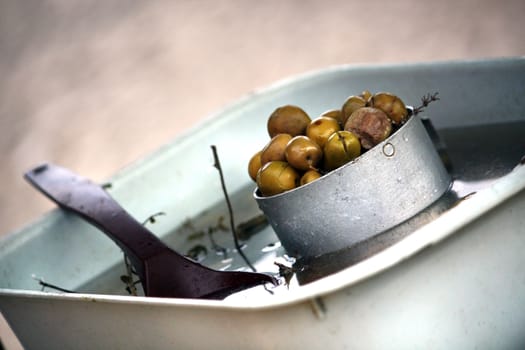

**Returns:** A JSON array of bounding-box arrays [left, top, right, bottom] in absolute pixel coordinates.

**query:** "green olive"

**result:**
[[267, 105, 311, 138], [360, 90, 372, 101], [256, 161, 299, 196], [285, 136, 323, 171], [320, 109, 344, 126], [323, 131, 361, 171], [248, 150, 262, 181], [344, 107, 392, 149], [341, 95, 367, 126], [260, 133, 293, 165], [306, 116, 341, 148], [369, 92, 408, 124], [300, 169, 322, 185]]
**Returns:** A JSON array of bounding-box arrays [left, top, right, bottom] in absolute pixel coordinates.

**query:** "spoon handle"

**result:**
[[24, 163, 167, 277]]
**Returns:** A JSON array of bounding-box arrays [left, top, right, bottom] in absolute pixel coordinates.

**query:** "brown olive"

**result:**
[[341, 95, 367, 126], [285, 136, 323, 171], [344, 107, 392, 149], [306, 116, 341, 148], [260, 133, 293, 165], [300, 169, 322, 185], [248, 150, 262, 181], [369, 92, 408, 124], [323, 131, 361, 171], [267, 105, 311, 138], [256, 161, 299, 196]]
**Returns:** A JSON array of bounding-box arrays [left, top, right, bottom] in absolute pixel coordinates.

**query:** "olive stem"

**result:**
[[211, 145, 257, 272]]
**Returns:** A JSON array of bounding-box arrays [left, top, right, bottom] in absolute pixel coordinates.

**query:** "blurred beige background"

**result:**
[[0, 0, 524, 348]]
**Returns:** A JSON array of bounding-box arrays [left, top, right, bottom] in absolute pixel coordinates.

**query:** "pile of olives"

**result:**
[[249, 91, 410, 196]]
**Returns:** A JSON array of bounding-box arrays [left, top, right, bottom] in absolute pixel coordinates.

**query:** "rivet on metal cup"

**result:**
[[382, 143, 395, 157]]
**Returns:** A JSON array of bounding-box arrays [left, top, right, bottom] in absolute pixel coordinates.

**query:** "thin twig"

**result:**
[[413, 92, 440, 115], [32, 275, 75, 293], [207, 227, 228, 257], [206, 216, 229, 256], [236, 214, 269, 241], [122, 254, 138, 296], [274, 262, 295, 288], [120, 212, 163, 295], [142, 212, 166, 226], [211, 145, 256, 272]]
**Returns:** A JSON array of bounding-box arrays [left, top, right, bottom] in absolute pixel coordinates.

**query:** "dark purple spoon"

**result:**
[[24, 163, 276, 299]]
